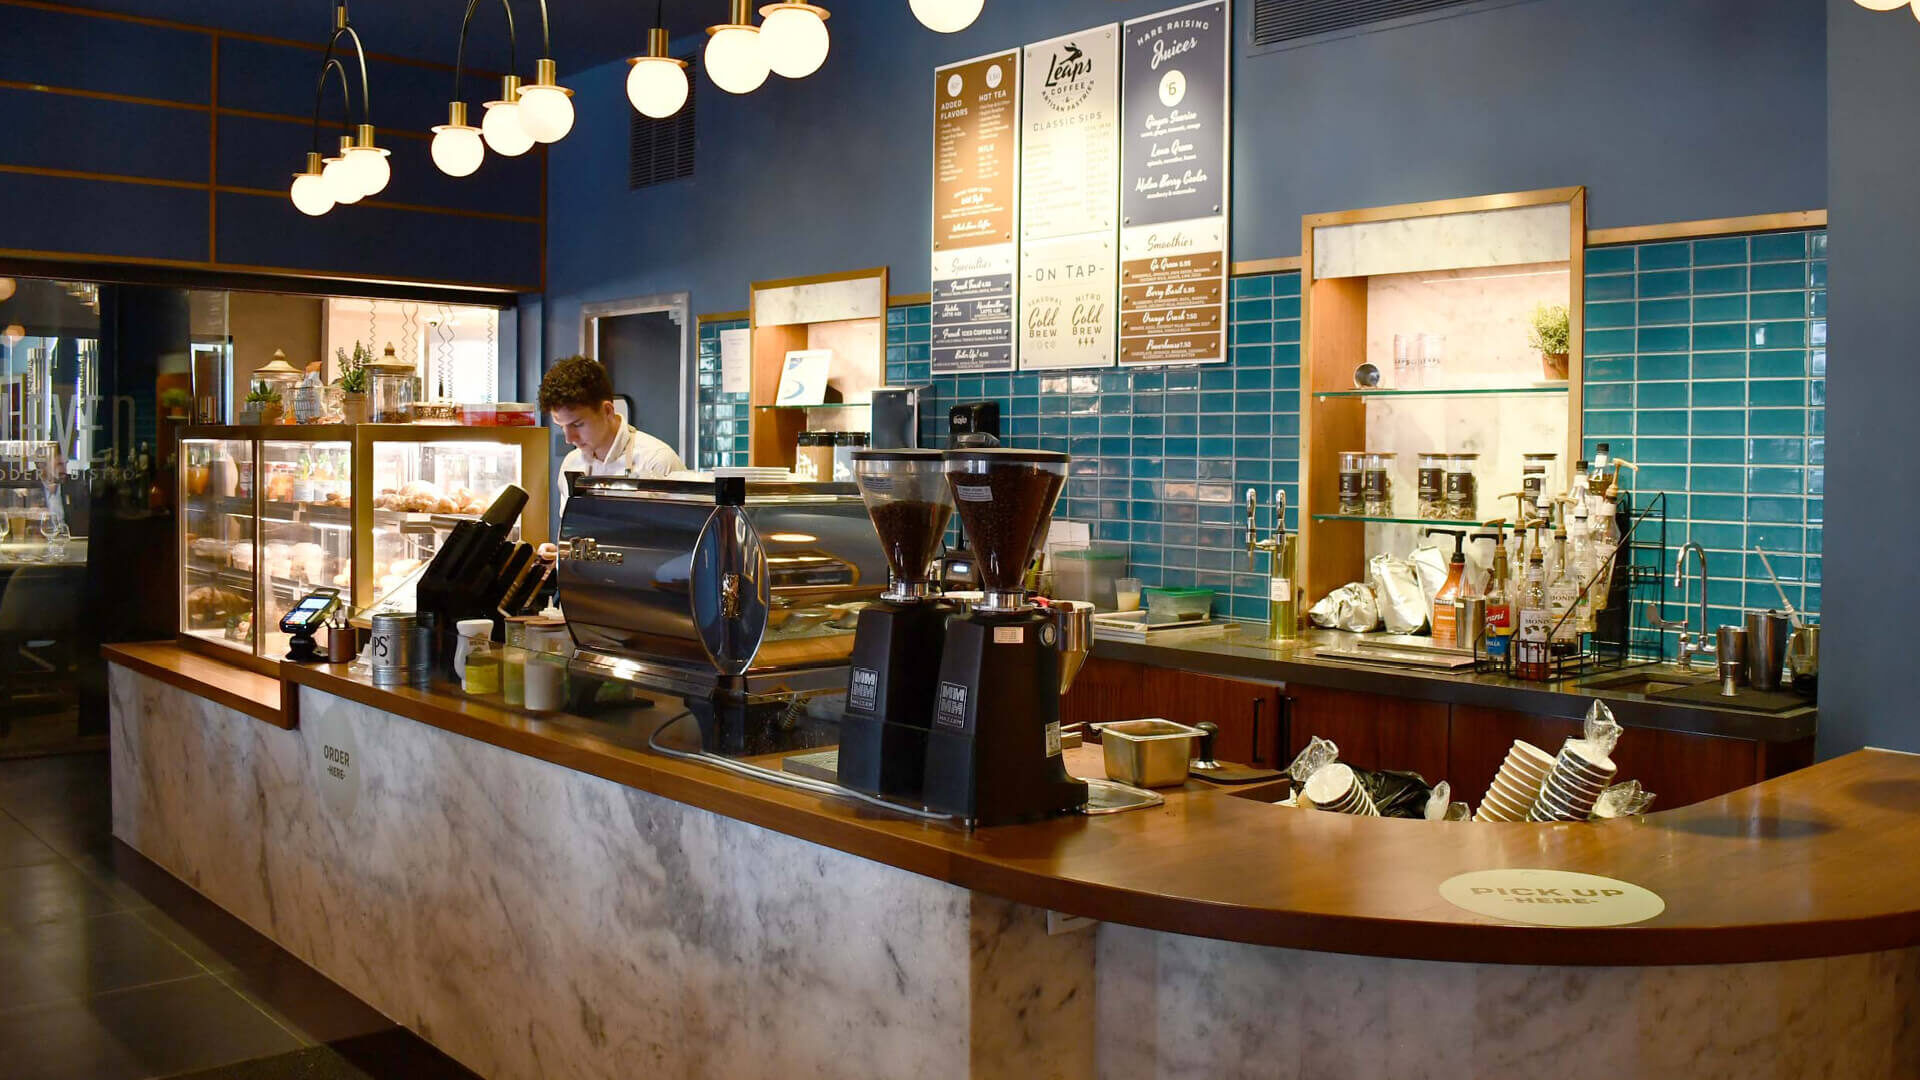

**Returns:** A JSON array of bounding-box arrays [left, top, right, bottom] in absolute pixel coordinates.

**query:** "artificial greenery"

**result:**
[[245, 386, 282, 405], [159, 388, 191, 411], [1528, 303, 1571, 356], [334, 341, 374, 394]]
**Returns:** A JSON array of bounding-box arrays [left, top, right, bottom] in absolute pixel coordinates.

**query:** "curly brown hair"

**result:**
[[538, 354, 614, 412]]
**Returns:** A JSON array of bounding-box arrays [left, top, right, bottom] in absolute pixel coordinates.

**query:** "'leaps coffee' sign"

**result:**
[[1118, 1, 1229, 366], [933, 50, 1020, 374], [1439, 869, 1667, 928], [1019, 24, 1120, 370]]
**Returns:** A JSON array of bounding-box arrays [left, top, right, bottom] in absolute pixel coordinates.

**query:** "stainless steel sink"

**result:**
[[1577, 668, 1717, 697]]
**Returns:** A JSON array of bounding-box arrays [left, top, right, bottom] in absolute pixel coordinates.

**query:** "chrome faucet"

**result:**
[[1671, 542, 1715, 670]]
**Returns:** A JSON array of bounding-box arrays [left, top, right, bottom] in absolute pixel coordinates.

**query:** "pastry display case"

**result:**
[[176, 424, 549, 670]]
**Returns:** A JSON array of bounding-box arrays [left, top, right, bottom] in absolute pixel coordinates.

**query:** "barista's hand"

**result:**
[[537, 542, 559, 562]]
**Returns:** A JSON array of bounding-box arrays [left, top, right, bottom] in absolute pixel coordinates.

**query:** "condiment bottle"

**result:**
[[462, 637, 501, 696], [1424, 529, 1468, 645], [1473, 525, 1514, 662], [1515, 520, 1551, 680]]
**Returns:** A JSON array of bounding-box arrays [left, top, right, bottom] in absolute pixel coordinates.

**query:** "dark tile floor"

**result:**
[[0, 752, 479, 1080]]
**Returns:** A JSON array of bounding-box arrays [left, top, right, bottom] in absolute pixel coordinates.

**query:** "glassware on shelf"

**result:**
[[1522, 452, 1558, 516], [1445, 453, 1480, 521], [1338, 451, 1366, 515], [1422, 333, 1446, 386], [1362, 451, 1396, 517], [1393, 334, 1420, 389], [1417, 452, 1448, 519], [367, 345, 417, 423]]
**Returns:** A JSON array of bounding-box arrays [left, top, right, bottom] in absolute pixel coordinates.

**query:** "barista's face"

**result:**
[[552, 401, 621, 457]]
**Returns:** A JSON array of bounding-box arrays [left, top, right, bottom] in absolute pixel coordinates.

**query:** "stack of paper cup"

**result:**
[[1527, 739, 1618, 822], [1304, 763, 1380, 817], [1475, 740, 1555, 822]]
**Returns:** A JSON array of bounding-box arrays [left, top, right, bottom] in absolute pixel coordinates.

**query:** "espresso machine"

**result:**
[[922, 448, 1089, 826], [836, 450, 957, 800]]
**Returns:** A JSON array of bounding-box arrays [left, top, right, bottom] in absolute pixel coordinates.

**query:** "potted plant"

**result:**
[[244, 386, 283, 426], [159, 387, 192, 420], [334, 342, 373, 424], [1528, 303, 1571, 380]]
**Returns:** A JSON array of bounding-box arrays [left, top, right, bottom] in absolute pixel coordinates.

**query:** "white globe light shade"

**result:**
[[761, 6, 829, 79], [705, 26, 769, 94], [321, 155, 364, 204], [627, 59, 690, 118], [1855, 0, 1906, 9], [290, 172, 335, 216], [482, 101, 535, 156], [0, 278, 15, 302], [518, 84, 575, 142], [909, 0, 982, 33], [343, 146, 391, 197], [431, 126, 485, 177]]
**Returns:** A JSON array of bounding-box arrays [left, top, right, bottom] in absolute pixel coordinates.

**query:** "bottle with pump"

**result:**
[[1473, 523, 1514, 662], [1515, 516, 1552, 680], [1546, 509, 1580, 658], [1424, 528, 1468, 645], [1568, 497, 1599, 626]]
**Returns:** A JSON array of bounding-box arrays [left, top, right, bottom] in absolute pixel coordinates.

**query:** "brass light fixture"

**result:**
[[627, 25, 691, 118], [758, 0, 830, 79], [432, 0, 573, 178], [705, 0, 770, 95], [289, 4, 386, 217]]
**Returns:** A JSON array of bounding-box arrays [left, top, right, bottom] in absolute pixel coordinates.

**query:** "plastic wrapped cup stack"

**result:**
[[1475, 740, 1554, 822], [1305, 763, 1380, 817]]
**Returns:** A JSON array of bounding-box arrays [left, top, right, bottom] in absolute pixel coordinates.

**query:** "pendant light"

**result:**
[[909, 0, 983, 34], [627, 8, 690, 120], [706, 0, 770, 95], [431, 102, 485, 177], [518, 57, 575, 141], [758, 0, 830, 79], [1852, 0, 1907, 8], [287, 4, 383, 217], [483, 74, 536, 156]]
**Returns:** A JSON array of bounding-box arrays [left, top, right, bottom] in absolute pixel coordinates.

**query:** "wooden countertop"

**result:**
[[108, 644, 1920, 967], [104, 642, 294, 728]]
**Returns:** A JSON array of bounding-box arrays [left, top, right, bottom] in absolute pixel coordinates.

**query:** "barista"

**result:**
[[541, 354, 683, 516]]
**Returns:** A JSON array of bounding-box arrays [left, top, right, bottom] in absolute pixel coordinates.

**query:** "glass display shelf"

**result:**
[[1312, 514, 1491, 527], [1313, 385, 1569, 399]]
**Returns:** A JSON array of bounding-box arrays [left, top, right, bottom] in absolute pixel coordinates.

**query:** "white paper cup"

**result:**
[[1306, 764, 1357, 808], [1491, 772, 1543, 807], [1513, 740, 1557, 771]]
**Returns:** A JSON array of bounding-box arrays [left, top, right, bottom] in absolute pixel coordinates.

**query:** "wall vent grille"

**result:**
[[628, 58, 696, 190], [1252, 0, 1479, 47]]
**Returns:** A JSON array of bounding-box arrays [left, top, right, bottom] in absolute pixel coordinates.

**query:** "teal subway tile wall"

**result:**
[[693, 227, 1824, 653]]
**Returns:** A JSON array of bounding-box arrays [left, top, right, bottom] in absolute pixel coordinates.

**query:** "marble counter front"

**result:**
[[106, 648, 1920, 1079]]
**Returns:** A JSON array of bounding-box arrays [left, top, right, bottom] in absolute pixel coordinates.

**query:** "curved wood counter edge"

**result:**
[[132, 658, 1919, 969], [104, 642, 294, 729]]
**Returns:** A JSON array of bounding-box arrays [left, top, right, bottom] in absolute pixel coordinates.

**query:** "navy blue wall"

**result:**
[[543, 0, 1825, 359], [4, 1, 542, 291], [1821, 0, 1917, 756]]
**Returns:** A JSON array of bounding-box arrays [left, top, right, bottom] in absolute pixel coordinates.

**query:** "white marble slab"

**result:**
[[1314, 203, 1571, 280]]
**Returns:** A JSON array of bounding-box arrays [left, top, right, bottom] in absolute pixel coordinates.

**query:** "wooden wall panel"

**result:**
[[1285, 683, 1450, 785]]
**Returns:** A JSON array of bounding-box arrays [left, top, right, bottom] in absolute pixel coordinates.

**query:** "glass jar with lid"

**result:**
[[1362, 451, 1397, 517], [1417, 452, 1448, 519], [1446, 453, 1480, 521], [251, 350, 303, 407], [1522, 452, 1558, 515], [1338, 451, 1366, 515], [366, 345, 417, 424]]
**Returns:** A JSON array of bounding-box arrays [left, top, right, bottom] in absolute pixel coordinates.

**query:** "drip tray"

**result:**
[[1082, 777, 1166, 814]]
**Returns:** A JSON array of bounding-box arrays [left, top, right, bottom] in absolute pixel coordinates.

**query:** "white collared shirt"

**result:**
[[557, 423, 683, 515]]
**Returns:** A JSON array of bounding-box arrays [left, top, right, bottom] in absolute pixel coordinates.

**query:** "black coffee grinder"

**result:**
[[922, 448, 1088, 826], [836, 450, 956, 800]]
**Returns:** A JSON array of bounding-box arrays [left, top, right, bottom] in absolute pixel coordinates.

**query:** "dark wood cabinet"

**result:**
[[1061, 657, 1282, 768], [1283, 683, 1450, 786]]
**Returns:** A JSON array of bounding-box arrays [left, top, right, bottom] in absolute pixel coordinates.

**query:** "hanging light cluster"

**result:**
[[908, 0, 983, 34], [1852, 0, 1920, 19], [288, 4, 390, 217], [431, 0, 575, 178]]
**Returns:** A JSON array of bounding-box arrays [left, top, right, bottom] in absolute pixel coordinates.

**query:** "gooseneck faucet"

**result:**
[[1670, 542, 1715, 670]]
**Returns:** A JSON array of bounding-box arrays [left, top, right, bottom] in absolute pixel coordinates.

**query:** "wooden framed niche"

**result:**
[[747, 266, 889, 469], [1297, 187, 1587, 611]]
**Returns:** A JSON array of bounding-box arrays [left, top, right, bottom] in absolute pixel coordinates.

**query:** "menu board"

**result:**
[[1018, 25, 1120, 371], [932, 50, 1020, 375], [1118, 1, 1230, 366]]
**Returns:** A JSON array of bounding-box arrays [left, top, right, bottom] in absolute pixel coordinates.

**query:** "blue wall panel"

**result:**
[[215, 193, 539, 289], [2, 88, 208, 182], [9, 4, 210, 103], [216, 38, 469, 136], [0, 172, 206, 260]]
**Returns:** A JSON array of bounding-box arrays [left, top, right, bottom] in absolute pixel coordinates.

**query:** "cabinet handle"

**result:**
[[1250, 698, 1265, 765]]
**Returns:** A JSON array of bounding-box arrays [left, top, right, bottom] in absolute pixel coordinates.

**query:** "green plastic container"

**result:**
[[1142, 587, 1214, 621]]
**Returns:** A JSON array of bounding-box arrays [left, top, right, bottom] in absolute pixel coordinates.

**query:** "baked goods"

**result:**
[[374, 480, 492, 516], [186, 586, 248, 627], [189, 537, 230, 565]]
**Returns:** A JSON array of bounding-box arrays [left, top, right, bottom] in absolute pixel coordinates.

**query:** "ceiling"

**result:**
[[57, 0, 713, 71]]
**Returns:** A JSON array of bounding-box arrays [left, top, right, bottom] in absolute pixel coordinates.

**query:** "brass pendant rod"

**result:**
[[452, 0, 518, 104]]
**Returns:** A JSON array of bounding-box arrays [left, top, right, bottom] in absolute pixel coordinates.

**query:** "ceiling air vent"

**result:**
[[628, 58, 696, 190], [1252, 0, 1480, 47]]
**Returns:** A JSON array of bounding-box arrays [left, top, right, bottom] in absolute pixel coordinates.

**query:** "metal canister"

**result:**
[[368, 613, 419, 686], [1454, 596, 1486, 651], [326, 623, 358, 664]]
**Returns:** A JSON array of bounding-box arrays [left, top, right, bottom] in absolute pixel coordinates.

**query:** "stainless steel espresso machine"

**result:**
[[556, 474, 888, 755]]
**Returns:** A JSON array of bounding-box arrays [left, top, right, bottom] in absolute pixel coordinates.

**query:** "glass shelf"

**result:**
[[1312, 514, 1490, 527], [1313, 385, 1569, 399], [753, 402, 872, 411]]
